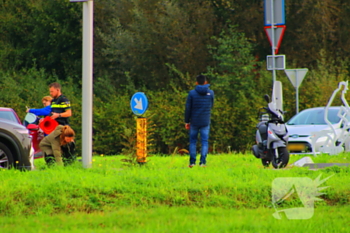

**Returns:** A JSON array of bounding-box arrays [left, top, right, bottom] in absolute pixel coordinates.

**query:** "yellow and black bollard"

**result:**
[[136, 117, 147, 164]]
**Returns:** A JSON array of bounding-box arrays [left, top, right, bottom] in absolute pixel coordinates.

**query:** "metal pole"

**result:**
[[296, 86, 299, 114], [270, 0, 276, 83], [296, 70, 299, 114], [82, 0, 93, 168]]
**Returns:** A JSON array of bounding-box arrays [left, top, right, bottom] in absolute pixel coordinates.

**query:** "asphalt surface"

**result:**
[[302, 163, 350, 169]]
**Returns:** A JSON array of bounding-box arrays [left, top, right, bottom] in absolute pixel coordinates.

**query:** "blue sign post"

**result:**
[[264, 0, 286, 84], [130, 92, 149, 164], [130, 92, 149, 116]]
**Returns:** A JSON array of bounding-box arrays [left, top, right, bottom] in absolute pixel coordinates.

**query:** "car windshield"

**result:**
[[287, 108, 342, 125], [0, 111, 19, 124]]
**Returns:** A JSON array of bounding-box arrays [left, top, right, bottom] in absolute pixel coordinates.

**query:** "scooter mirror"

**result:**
[[264, 94, 270, 103], [24, 113, 37, 124], [27, 123, 39, 131]]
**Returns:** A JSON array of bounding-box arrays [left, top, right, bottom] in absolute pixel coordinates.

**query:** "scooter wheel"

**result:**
[[271, 147, 290, 169], [261, 159, 270, 167]]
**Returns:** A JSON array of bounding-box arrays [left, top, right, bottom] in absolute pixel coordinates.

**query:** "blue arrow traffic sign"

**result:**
[[130, 92, 149, 116]]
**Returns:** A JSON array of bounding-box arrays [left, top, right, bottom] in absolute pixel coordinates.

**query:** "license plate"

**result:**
[[288, 143, 306, 151]]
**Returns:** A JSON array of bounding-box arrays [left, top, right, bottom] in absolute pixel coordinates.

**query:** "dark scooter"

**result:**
[[252, 94, 290, 168]]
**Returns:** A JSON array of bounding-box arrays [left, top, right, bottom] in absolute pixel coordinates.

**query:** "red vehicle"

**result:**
[[0, 107, 44, 159]]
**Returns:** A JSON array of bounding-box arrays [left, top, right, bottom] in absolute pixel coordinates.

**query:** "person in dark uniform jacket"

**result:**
[[49, 82, 72, 125]]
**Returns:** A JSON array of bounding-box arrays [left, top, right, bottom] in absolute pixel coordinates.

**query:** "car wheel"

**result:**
[[0, 142, 14, 169], [271, 147, 290, 169]]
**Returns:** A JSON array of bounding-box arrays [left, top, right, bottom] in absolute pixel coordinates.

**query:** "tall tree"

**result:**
[[206, 25, 271, 151], [95, 0, 218, 90], [0, 0, 82, 80]]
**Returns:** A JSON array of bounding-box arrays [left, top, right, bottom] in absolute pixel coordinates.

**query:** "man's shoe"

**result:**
[[188, 164, 195, 168], [200, 164, 206, 167]]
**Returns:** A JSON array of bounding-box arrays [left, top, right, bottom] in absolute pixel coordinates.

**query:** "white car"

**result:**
[[286, 106, 350, 154]]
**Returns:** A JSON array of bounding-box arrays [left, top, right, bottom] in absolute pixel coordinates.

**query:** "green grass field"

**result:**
[[1, 153, 349, 232]]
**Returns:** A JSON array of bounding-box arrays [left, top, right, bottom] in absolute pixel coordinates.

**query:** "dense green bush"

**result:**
[[0, 68, 82, 153], [0, 66, 349, 156], [1, 15, 350, 155], [92, 93, 135, 155]]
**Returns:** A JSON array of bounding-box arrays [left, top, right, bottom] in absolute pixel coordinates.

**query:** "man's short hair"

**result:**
[[49, 82, 61, 90], [196, 75, 207, 85]]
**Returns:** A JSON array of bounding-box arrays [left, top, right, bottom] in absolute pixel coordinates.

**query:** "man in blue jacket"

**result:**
[[184, 75, 214, 168]]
